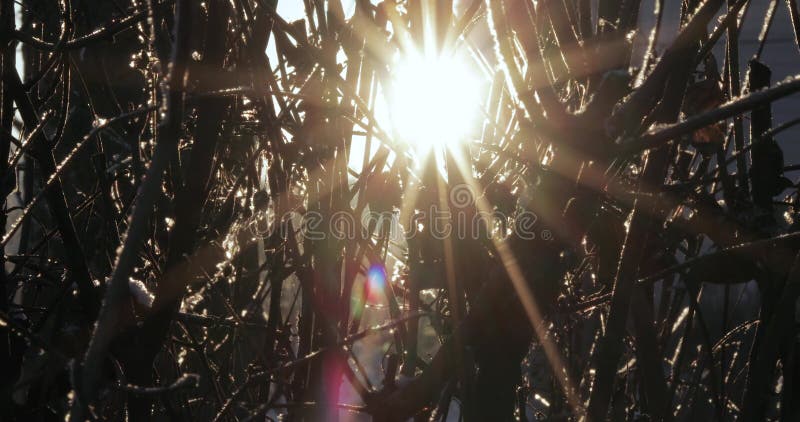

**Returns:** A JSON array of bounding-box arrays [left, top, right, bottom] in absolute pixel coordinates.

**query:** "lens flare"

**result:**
[[388, 53, 481, 152], [366, 265, 387, 304]]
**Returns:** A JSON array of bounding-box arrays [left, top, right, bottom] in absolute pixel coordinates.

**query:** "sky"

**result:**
[[277, 0, 357, 21]]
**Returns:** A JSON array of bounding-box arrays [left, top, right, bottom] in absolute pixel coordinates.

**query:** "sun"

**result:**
[[387, 52, 482, 153]]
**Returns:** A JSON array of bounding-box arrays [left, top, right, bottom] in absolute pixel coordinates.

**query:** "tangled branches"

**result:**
[[3, 0, 800, 421]]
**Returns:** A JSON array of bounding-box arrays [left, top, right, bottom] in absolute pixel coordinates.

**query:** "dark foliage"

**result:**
[[2, 0, 800, 421]]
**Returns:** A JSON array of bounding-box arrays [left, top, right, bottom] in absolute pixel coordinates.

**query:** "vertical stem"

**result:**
[[726, 0, 748, 197], [748, 59, 775, 209], [786, 0, 800, 54], [75, 0, 193, 418], [0, 0, 15, 417], [743, 253, 800, 421]]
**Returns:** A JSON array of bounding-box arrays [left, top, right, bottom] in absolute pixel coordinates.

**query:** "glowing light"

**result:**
[[388, 53, 481, 152], [350, 264, 388, 318], [366, 265, 387, 303]]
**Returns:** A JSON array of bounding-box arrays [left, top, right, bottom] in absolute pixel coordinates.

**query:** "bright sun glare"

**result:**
[[388, 54, 481, 153]]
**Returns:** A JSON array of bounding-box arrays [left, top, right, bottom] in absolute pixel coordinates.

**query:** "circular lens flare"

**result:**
[[366, 265, 386, 304], [388, 53, 481, 153]]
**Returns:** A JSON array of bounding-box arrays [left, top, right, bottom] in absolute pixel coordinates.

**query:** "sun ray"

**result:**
[[447, 146, 585, 417]]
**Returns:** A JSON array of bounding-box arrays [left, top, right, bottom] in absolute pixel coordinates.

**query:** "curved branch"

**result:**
[[74, 0, 193, 418]]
